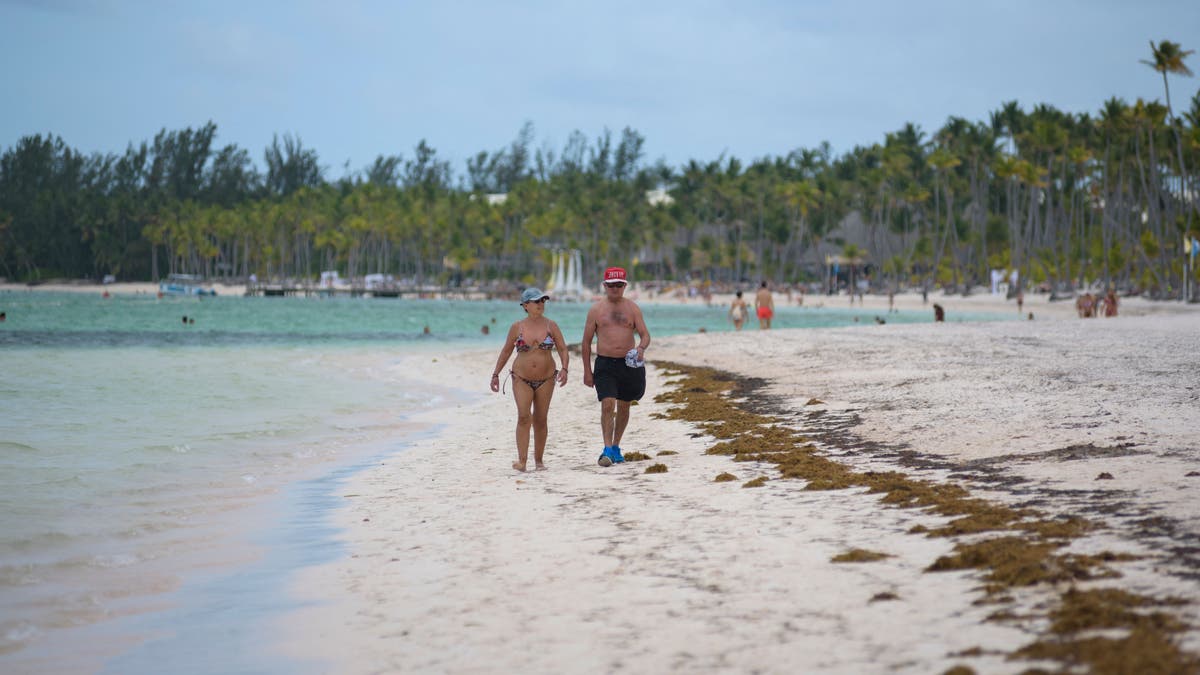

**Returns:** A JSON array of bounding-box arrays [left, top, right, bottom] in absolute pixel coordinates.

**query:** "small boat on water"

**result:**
[[159, 274, 217, 296]]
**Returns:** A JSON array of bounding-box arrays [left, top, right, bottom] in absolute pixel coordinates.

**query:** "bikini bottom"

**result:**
[[511, 370, 559, 391]]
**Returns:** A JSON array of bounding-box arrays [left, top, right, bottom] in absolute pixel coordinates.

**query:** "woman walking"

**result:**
[[489, 288, 570, 471], [728, 290, 749, 330]]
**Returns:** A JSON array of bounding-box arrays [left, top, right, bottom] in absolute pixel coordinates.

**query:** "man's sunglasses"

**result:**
[[604, 282, 626, 288]]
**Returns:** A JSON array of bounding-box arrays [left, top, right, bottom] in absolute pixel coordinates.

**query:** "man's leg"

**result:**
[[600, 397, 617, 448], [612, 400, 631, 448]]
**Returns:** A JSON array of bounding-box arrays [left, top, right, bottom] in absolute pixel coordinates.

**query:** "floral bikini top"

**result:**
[[514, 332, 556, 353]]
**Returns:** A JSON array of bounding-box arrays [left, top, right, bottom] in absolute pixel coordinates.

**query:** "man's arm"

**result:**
[[581, 306, 597, 388], [632, 302, 650, 360]]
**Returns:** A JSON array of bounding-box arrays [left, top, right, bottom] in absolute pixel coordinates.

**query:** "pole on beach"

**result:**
[[1190, 236, 1199, 303], [1186, 236, 1195, 303]]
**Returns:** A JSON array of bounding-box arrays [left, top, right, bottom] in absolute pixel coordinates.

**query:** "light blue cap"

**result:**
[[520, 287, 549, 304]]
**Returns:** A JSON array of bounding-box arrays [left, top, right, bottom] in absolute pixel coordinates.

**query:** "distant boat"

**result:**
[[546, 249, 586, 301], [159, 274, 217, 296]]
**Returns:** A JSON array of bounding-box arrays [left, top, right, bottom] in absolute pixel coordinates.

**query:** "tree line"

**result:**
[[1, 41, 1196, 297]]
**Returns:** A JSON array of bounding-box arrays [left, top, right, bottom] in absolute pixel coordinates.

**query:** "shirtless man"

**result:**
[[582, 267, 651, 467], [755, 281, 774, 329]]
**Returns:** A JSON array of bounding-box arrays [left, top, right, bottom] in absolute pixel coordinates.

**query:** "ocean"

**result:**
[[0, 290, 1005, 672]]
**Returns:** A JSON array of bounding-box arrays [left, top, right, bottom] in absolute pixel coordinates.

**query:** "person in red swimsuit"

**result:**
[[755, 281, 775, 329], [490, 287, 569, 472]]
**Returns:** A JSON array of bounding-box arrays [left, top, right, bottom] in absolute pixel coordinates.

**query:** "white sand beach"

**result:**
[[274, 297, 1200, 673]]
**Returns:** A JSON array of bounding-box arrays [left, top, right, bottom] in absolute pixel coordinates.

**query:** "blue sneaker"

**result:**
[[611, 446, 625, 463], [598, 446, 614, 467]]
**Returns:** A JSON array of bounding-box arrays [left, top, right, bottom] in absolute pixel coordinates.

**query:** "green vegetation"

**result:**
[[1, 42, 1196, 298]]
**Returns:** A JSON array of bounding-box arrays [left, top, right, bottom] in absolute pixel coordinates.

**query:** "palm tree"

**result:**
[[1142, 40, 1194, 125], [1141, 40, 1195, 219], [840, 243, 866, 298]]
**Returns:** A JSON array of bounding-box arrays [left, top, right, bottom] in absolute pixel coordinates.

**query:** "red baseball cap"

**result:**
[[604, 267, 627, 284]]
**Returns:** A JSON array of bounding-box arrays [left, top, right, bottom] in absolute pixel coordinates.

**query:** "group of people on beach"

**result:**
[[726, 281, 776, 331], [1076, 289, 1119, 318], [489, 267, 650, 472], [489, 269, 786, 471]]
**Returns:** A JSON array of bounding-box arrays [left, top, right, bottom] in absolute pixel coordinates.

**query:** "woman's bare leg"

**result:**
[[511, 378, 535, 471], [531, 379, 555, 469]]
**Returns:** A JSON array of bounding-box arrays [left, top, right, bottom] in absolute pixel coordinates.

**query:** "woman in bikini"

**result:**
[[728, 290, 748, 330], [489, 287, 569, 472]]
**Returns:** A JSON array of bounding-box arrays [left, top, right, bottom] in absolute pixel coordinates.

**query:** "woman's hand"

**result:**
[[490, 373, 500, 392], [557, 368, 568, 387]]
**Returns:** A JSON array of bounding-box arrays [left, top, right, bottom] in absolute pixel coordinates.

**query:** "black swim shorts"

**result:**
[[592, 355, 646, 402]]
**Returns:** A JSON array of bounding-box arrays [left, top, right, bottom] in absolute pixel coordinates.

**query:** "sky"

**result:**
[[2, 0, 1199, 181]]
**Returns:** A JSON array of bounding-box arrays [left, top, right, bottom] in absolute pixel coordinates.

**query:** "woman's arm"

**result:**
[[550, 320, 569, 385], [490, 322, 519, 392]]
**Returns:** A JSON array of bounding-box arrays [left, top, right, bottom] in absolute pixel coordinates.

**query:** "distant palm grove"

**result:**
[[2, 41, 1196, 296]]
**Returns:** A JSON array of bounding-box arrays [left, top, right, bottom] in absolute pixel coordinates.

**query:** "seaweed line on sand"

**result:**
[[653, 361, 1200, 675]]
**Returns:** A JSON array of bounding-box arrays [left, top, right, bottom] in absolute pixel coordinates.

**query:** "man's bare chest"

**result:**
[[598, 306, 633, 330]]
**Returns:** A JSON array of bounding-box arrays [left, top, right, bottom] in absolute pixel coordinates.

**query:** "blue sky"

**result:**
[[2, 0, 1198, 180]]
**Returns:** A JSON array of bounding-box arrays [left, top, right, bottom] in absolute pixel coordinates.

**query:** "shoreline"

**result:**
[[93, 349, 481, 674], [271, 309, 1200, 672], [0, 344, 465, 674], [2, 279, 1196, 321]]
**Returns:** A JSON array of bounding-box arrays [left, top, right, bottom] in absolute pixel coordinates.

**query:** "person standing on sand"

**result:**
[[490, 288, 569, 472], [582, 267, 650, 467], [729, 290, 749, 330], [755, 281, 774, 329], [1103, 289, 1119, 317]]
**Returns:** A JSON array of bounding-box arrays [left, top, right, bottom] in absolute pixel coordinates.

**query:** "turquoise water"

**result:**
[[0, 291, 1008, 672], [0, 291, 994, 348]]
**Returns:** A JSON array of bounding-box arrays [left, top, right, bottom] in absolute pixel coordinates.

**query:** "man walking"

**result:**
[[582, 267, 651, 467], [755, 281, 774, 329]]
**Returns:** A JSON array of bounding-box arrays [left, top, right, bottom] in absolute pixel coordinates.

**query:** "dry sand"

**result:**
[[274, 297, 1200, 673]]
